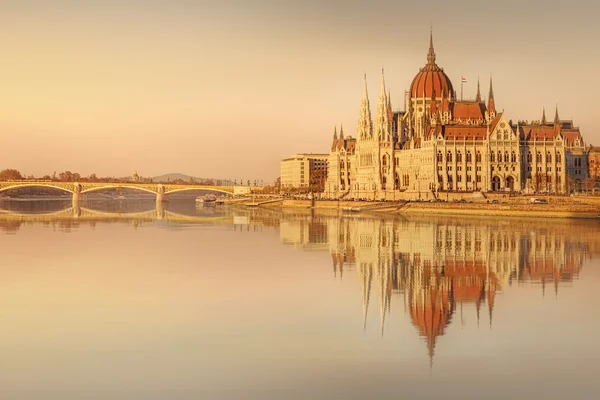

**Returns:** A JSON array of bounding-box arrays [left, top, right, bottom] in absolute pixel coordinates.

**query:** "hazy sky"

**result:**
[[1, 0, 599, 181]]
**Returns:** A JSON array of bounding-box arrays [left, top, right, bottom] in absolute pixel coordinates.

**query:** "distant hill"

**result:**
[[152, 173, 231, 185]]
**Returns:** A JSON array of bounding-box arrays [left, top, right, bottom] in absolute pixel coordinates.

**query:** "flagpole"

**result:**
[[461, 79, 463, 101]]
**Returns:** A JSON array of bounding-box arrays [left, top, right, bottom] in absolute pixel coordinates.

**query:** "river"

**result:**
[[0, 199, 598, 399]]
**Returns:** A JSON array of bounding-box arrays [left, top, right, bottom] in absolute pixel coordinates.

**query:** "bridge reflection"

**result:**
[[0, 201, 235, 233]]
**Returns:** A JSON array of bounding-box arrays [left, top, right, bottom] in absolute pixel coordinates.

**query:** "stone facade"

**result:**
[[324, 32, 587, 199]]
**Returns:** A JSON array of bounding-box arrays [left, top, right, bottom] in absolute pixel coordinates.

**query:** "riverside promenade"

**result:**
[[235, 195, 600, 219]]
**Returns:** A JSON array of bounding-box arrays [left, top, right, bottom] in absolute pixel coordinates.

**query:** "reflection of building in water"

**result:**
[[326, 216, 587, 364], [279, 214, 329, 251]]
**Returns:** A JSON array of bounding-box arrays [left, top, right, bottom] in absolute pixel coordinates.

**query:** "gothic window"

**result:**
[[546, 152, 552, 163], [457, 151, 463, 163], [557, 152, 562, 163], [466, 151, 472, 163], [504, 151, 509, 163], [447, 151, 453, 162], [490, 152, 495, 162], [536, 152, 542, 163], [511, 151, 516, 163], [497, 151, 502, 162], [476, 151, 482, 163], [528, 151, 533, 163], [437, 151, 443, 162]]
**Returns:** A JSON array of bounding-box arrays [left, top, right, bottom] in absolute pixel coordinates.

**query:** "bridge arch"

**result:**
[[80, 185, 159, 196], [163, 187, 233, 196], [0, 183, 74, 194]]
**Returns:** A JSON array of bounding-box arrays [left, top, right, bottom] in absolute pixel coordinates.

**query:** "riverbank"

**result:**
[[257, 199, 600, 219]]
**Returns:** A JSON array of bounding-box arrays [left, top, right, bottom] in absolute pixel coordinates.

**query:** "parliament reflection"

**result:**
[[281, 214, 593, 364]]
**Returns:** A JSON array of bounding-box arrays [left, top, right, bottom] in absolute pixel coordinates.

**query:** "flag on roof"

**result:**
[[461, 76, 467, 82]]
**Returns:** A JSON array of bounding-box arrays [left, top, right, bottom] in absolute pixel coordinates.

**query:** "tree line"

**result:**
[[0, 169, 219, 185]]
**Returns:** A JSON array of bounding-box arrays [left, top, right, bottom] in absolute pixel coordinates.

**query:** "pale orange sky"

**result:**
[[1, 1, 599, 182]]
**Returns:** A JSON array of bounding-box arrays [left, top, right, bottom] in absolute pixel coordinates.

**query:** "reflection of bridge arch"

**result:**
[[0, 183, 74, 194], [0, 206, 234, 224]]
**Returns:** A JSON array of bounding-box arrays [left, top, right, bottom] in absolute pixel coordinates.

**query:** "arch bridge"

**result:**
[[0, 181, 253, 202]]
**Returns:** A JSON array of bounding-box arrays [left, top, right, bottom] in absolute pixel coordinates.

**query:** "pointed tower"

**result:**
[[427, 28, 436, 65], [357, 74, 373, 141], [488, 77, 496, 114], [375, 68, 392, 143], [340, 124, 344, 140], [476, 78, 481, 103], [554, 105, 560, 125], [542, 108, 547, 125], [333, 126, 338, 141]]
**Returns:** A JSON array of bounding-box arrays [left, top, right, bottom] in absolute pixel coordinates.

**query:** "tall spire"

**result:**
[[427, 28, 436, 65], [357, 74, 373, 141], [333, 126, 338, 140], [488, 76, 496, 114], [339, 123, 344, 139], [375, 68, 392, 142], [541, 107, 547, 124], [476, 78, 481, 102], [554, 105, 560, 125]]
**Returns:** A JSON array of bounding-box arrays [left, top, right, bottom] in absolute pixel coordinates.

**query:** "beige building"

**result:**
[[324, 32, 587, 199], [280, 153, 328, 190]]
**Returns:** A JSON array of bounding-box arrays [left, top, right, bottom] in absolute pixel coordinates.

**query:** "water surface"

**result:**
[[1, 200, 599, 399]]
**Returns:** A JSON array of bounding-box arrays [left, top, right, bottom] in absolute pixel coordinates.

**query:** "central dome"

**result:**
[[409, 32, 454, 99]]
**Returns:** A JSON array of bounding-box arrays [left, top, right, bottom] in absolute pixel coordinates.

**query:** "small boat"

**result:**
[[342, 206, 361, 212], [116, 195, 126, 200], [196, 195, 216, 204]]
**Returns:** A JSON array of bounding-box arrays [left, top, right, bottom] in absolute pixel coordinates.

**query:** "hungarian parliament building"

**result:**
[[324, 32, 588, 199]]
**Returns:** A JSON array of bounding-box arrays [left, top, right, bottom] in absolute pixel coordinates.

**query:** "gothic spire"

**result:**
[[554, 105, 560, 125], [357, 74, 373, 141], [333, 125, 338, 140], [541, 107, 547, 124], [427, 28, 436, 65], [375, 68, 391, 142], [488, 76, 496, 114], [340, 123, 344, 139], [476, 78, 481, 102]]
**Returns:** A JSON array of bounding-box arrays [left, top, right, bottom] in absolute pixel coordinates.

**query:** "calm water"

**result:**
[[1, 199, 599, 400]]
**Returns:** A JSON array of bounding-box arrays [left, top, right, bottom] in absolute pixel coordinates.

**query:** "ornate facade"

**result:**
[[325, 32, 588, 199]]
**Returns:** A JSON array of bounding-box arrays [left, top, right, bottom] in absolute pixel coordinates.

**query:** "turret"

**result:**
[[488, 77, 496, 114], [476, 78, 481, 103], [541, 107, 547, 125], [357, 74, 373, 141]]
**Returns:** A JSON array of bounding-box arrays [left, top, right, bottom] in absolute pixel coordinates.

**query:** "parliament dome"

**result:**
[[409, 32, 454, 100]]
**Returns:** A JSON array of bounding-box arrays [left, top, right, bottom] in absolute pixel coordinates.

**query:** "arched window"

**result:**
[[466, 151, 472, 163], [437, 151, 443, 162], [497, 151, 502, 162], [536, 152, 542, 163], [457, 151, 463, 163], [557, 152, 562, 163], [504, 151, 509, 163], [476, 151, 482, 163], [546, 152, 552, 163], [490, 152, 495, 162], [511, 151, 516, 163], [527, 151, 533, 163], [447, 151, 453, 162]]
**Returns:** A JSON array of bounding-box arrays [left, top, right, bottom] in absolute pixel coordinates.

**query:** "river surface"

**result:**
[[1, 199, 599, 400]]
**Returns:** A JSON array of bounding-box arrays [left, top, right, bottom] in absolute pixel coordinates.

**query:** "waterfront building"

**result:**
[[325, 32, 587, 199], [280, 153, 328, 190]]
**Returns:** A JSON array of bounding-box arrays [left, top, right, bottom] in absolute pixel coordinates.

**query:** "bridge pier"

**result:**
[[72, 183, 81, 206], [156, 184, 167, 203]]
